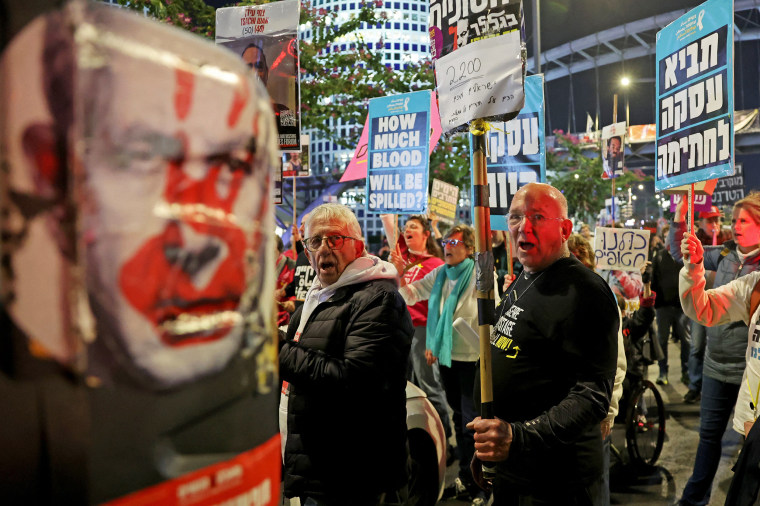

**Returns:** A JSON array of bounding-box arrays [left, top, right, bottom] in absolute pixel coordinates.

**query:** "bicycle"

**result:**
[[616, 378, 666, 468]]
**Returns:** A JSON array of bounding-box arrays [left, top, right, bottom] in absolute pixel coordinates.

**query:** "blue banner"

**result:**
[[655, 0, 734, 192], [470, 74, 546, 230], [366, 90, 431, 214]]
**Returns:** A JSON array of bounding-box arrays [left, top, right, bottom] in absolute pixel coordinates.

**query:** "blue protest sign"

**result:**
[[655, 0, 734, 192], [366, 91, 431, 214], [470, 75, 546, 230]]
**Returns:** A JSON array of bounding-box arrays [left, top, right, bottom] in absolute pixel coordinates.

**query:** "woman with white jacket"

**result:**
[[397, 224, 498, 505]]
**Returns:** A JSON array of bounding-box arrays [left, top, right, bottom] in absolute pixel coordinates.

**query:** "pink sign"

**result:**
[[340, 93, 442, 182]]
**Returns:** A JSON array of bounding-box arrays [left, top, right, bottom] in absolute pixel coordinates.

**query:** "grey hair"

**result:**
[[306, 203, 364, 242]]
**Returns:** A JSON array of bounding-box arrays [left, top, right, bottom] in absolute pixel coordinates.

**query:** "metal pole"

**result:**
[[532, 0, 541, 74], [292, 175, 298, 255], [611, 94, 618, 227]]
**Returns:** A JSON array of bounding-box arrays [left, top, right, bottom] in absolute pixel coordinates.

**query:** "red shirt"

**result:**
[[402, 255, 444, 327]]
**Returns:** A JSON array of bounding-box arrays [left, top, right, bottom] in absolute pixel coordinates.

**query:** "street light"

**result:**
[[620, 76, 631, 87]]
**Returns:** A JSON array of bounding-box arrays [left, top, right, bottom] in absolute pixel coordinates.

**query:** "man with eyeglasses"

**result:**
[[468, 183, 619, 506], [279, 203, 413, 506]]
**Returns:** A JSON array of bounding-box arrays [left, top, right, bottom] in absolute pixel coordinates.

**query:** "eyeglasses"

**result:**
[[507, 213, 565, 228], [302, 235, 357, 252], [440, 238, 465, 248]]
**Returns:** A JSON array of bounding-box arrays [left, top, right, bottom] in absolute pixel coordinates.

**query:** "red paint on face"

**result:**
[[118, 75, 259, 347], [174, 69, 195, 121], [119, 156, 248, 346]]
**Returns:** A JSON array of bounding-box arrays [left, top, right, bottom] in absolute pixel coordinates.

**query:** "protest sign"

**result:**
[[655, 0, 734, 191], [594, 227, 651, 272], [670, 193, 712, 213], [342, 93, 442, 182], [601, 122, 626, 179], [712, 163, 745, 208], [366, 91, 431, 214], [282, 135, 310, 178], [429, 0, 525, 133], [216, 0, 301, 151], [470, 74, 545, 231], [429, 178, 459, 225]]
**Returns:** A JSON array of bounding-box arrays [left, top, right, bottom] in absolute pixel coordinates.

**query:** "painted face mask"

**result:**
[[1, 1, 280, 389]]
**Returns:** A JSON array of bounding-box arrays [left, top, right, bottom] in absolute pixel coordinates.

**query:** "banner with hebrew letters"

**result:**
[[655, 0, 734, 191], [429, 0, 525, 133], [712, 163, 745, 208], [469, 74, 545, 231], [429, 178, 459, 225], [594, 227, 651, 272]]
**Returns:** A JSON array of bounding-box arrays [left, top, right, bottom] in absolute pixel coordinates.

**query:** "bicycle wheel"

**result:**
[[625, 379, 666, 467]]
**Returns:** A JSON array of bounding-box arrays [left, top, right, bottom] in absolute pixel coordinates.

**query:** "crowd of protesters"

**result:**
[[275, 189, 760, 506]]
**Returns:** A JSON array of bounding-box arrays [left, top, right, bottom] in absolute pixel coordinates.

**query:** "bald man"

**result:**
[[469, 183, 619, 505]]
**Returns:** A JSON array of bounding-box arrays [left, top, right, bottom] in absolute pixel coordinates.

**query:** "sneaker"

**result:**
[[656, 375, 669, 386], [442, 477, 470, 501], [684, 390, 701, 404], [471, 490, 490, 506]]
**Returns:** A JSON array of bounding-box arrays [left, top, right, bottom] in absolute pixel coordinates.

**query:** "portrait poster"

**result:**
[[282, 135, 310, 178], [601, 121, 626, 180], [429, 178, 459, 225], [366, 90, 431, 214], [655, 0, 734, 191], [594, 227, 651, 272], [216, 0, 301, 151], [470, 74, 545, 231], [429, 0, 525, 133]]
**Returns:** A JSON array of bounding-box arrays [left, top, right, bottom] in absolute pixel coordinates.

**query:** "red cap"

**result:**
[[699, 206, 721, 219]]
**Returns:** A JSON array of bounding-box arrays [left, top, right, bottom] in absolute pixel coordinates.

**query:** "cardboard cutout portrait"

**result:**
[[1, 0, 279, 390]]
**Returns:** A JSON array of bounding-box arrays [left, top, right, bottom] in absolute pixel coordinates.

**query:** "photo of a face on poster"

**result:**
[[216, 0, 301, 151], [601, 121, 626, 179]]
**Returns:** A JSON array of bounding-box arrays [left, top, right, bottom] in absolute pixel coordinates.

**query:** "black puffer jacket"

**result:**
[[280, 277, 413, 500]]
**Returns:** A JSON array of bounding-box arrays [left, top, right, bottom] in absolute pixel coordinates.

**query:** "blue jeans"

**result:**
[[687, 322, 706, 392], [408, 326, 452, 439], [440, 360, 478, 488], [679, 376, 741, 505], [656, 306, 689, 377]]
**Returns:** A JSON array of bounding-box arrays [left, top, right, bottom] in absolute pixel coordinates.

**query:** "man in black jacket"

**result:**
[[469, 183, 619, 505], [279, 203, 413, 505]]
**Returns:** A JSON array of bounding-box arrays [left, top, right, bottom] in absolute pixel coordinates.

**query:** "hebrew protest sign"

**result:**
[[216, 0, 301, 151], [711, 163, 745, 208], [669, 193, 712, 213], [470, 74, 545, 231], [594, 227, 651, 272], [655, 0, 734, 191], [429, 0, 525, 133], [366, 91, 431, 214], [429, 178, 459, 224]]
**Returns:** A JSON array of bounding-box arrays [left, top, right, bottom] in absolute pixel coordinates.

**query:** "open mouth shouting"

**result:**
[[120, 220, 246, 347]]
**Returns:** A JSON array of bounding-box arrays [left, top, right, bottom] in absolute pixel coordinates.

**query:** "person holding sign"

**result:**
[[468, 183, 619, 505], [398, 224, 498, 504], [674, 193, 760, 506]]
